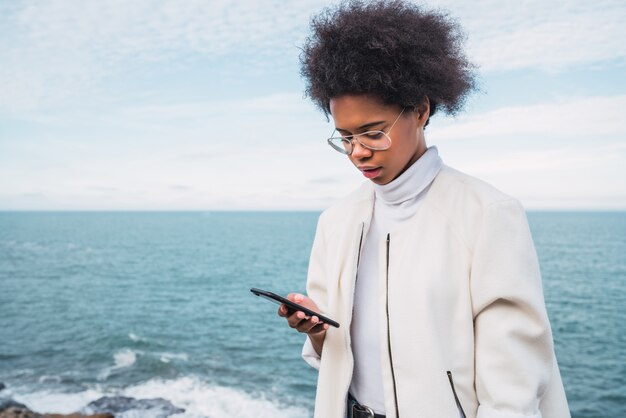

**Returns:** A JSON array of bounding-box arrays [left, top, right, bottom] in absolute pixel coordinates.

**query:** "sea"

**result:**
[[0, 211, 624, 418]]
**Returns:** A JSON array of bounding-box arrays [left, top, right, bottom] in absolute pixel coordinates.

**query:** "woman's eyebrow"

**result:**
[[336, 120, 386, 133]]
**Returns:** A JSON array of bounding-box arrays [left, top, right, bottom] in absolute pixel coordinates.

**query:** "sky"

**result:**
[[1, 0, 625, 211]]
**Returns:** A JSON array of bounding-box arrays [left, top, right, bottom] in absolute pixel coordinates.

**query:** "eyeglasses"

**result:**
[[327, 108, 405, 155]]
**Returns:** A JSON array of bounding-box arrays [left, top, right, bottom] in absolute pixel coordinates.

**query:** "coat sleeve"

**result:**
[[470, 198, 555, 418], [301, 212, 329, 370]]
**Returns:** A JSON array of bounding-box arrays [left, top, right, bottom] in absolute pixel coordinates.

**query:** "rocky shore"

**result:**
[[0, 382, 185, 418]]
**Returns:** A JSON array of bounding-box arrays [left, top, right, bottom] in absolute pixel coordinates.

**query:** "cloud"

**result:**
[[0, 0, 325, 112], [9, 0, 320, 58], [469, 10, 626, 72], [434, 0, 626, 72], [1, 1, 625, 211], [437, 139, 626, 211], [86, 186, 119, 192], [1, 0, 625, 113], [430, 95, 626, 140], [170, 185, 191, 191], [457, 142, 626, 175], [119, 93, 311, 121], [308, 177, 339, 184]]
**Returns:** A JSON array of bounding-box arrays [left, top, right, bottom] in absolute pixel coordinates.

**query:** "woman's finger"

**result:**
[[296, 315, 322, 333], [277, 304, 289, 317], [287, 311, 306, 328]]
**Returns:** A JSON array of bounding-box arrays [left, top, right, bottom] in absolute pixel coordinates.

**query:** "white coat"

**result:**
[[304, 165, 570, 418]]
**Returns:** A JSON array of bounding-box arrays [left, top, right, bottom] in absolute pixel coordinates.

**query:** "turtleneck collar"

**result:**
[[373, 146, 442, 205]]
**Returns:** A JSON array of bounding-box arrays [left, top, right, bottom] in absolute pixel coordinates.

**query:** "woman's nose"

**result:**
[[350, 140, 372, 159]]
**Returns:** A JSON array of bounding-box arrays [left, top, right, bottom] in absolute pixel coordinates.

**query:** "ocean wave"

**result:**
[[98, 348, 139, 381], [158, 352, 189, 363], [7, 376, 310, 418], [96, 347, 191, 380], [128, 332, 148, 343], [114, 349, 139, 368], [38, 375, 62, 384], [126, 376, 310, 418], [9, 388, 105, 415]]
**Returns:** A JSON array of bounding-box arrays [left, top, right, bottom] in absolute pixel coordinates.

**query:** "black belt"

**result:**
[[347, 393, 386, 418]]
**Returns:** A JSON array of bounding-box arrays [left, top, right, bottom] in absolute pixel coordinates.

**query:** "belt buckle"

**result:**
[[353, 403, 375, 418]]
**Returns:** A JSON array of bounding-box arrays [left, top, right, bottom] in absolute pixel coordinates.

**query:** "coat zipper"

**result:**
[[342, 223, 366, 418], [386, 233, 400, 418], [446, 371, 467, 418]]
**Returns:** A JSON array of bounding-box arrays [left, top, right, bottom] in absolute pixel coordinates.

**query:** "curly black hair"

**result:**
[[300, 0, 477, 123]]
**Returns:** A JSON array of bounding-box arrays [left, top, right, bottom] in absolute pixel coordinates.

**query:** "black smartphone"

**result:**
[[250, 287, 340, 328]]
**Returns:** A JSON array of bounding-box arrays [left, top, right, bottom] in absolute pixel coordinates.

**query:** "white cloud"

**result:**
[[0, 90, 355, 210], [469, 10, 626, 72], [433, 0, 626, 72], [427, 93, 626, 210], [1, 1, 625, 210], [1, 0, 625, 112], [0, 0, 326, 112], [454, 142, 626, 175], [431, 95, 626, 140], [12, 0, 321, 58], [119, 93, 312, 121], [437, 138, 626, 210], [2, 91, 624, 210]]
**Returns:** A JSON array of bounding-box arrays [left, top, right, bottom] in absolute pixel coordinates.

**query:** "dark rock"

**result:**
[[86, 396, 184, 418], [0, 399, 28, 412], [0, 383, 5, 392], [0, 402, 113, 418], [44, 414, 113, 418], [0, 405, 39, 418]]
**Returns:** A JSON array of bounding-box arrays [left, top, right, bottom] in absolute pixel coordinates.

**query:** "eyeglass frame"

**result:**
[[326, 107, 406, 155]]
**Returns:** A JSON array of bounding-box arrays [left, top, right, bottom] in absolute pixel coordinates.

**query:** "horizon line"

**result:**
[[1, 208, 625, 213]]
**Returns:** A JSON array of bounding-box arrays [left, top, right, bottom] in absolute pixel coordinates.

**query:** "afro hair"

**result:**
[[300, 0, 477, 123]]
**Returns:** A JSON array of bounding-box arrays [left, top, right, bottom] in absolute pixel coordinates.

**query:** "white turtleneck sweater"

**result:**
[[349, 146, 443, 413]]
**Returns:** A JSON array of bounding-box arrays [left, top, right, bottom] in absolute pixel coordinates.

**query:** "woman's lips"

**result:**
[[360, 167, 382, 179]]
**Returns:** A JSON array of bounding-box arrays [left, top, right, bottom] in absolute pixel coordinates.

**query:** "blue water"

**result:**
[[0, 211, 624, 417]]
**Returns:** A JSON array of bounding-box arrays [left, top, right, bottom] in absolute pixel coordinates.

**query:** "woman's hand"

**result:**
[[277, 293, 329, 335], [277, 293, 328, 355]]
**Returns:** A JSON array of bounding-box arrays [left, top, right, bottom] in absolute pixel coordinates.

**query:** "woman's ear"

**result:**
[[416, 96, 430, 128]]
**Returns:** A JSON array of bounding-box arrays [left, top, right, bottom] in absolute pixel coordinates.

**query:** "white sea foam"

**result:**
[[128, 332, 147, 342], [12, 388, 104, 414], [158, 352, 189, 363], [122, 376, 310, 418], [38, 375, 62, 384], [114, 349, 138, 368], [8, 376, 310, 418], [98, 348, 139, 380]]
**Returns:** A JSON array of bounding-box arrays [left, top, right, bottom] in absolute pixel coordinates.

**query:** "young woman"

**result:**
[[278, 1, 570, 417]]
